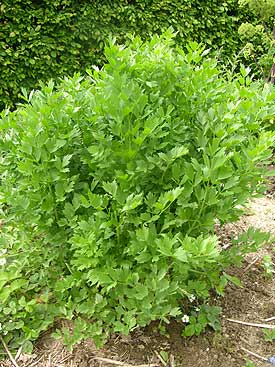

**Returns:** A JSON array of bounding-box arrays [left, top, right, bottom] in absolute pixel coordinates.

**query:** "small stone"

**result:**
[[138, 344, 145, 350]]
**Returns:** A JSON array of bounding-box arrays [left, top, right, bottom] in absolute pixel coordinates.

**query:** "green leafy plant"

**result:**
[[260, 254, 274, 277], [0, 32, 275, 352], [182, 305, 222, 337], [263, 328, 275, 342]]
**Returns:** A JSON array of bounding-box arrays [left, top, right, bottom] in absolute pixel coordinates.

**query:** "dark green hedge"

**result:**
[[0, 0, 254, 110]]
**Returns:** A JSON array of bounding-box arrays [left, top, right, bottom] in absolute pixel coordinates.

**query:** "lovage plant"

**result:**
[[0, 32, 275, 351]]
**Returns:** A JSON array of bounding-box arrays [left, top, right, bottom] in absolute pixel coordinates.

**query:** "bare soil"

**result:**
[[2, 195, 275, 367]]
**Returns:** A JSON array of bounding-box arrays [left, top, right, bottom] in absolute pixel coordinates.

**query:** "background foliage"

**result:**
[[0, 0, 256, 110], [238, 0, 275, 79], [1, 33, 275, 352]]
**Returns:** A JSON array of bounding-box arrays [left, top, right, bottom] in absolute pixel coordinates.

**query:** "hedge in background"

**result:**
[[1, 0, 255, 110]]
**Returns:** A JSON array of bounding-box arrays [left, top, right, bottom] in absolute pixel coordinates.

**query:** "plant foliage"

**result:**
[[238, 0, 275, 79], [0, 0, 256, 110], [0, 32, 275, 351]]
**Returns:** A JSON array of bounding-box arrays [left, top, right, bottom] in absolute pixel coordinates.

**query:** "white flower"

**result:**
[[0, 258, 6, 266], [0, 323, 2, 331], [189, 294, 195, 303], [181, 314, 190, 323], [1, 249, 7, 254], [195, 307, 200, 312]]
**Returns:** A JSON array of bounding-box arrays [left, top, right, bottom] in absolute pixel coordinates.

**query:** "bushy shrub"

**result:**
[[238, 0, 275, 79], [0, 32, 275, 351], [0, 0, 256, 110]]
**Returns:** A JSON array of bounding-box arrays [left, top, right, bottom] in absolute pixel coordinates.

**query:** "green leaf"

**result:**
[[174, 247, 188, 262], [156, 235, 176, 257], [223, 272, 243, 287], [55, 182, 66, 201], [62, 154, 73, 168], [182, 324, 196, 337], [122, 193, 143, 212], [102, 180, 118, 197], [134, 284, 149, 300]]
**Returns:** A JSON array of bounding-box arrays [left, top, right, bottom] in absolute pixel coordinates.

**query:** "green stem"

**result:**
[[186, 194, 207, 236]]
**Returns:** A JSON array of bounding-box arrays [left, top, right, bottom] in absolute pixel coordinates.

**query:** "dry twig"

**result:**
[[168, 354, 175, 367], [94, 356, 159, 367], [241, 346, 268, 362], [24, 355, 44, 367], [243, 255, 260, 273], [227, 318, 275, 329], [154, 351, 166, 367], [14, 346, 22, 362], [263, 316, 275, 322], [0, 335, 19, 367]]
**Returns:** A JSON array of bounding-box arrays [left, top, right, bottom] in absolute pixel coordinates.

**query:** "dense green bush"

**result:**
[[0, 33, 275, 352], [238, 0, 275, 80], [0, 0, 256, 110]]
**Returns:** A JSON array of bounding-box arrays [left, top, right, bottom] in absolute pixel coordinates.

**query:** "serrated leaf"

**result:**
[[62, 154, 73, 167], [134, 284, 149, 300], [156, 235, 177, 257], [63, 202, 75, 219], [102, 180, 118, 197], [80, 194, 90, 208], [174, 247, 188, 262], [20, 142, 32, 154], [122, 193, 143, 212], [55, 182, 65, 200], [224, 176, 239, 190]]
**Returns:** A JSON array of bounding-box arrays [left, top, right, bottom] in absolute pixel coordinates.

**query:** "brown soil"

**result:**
[[2, 195, 275, 367]]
